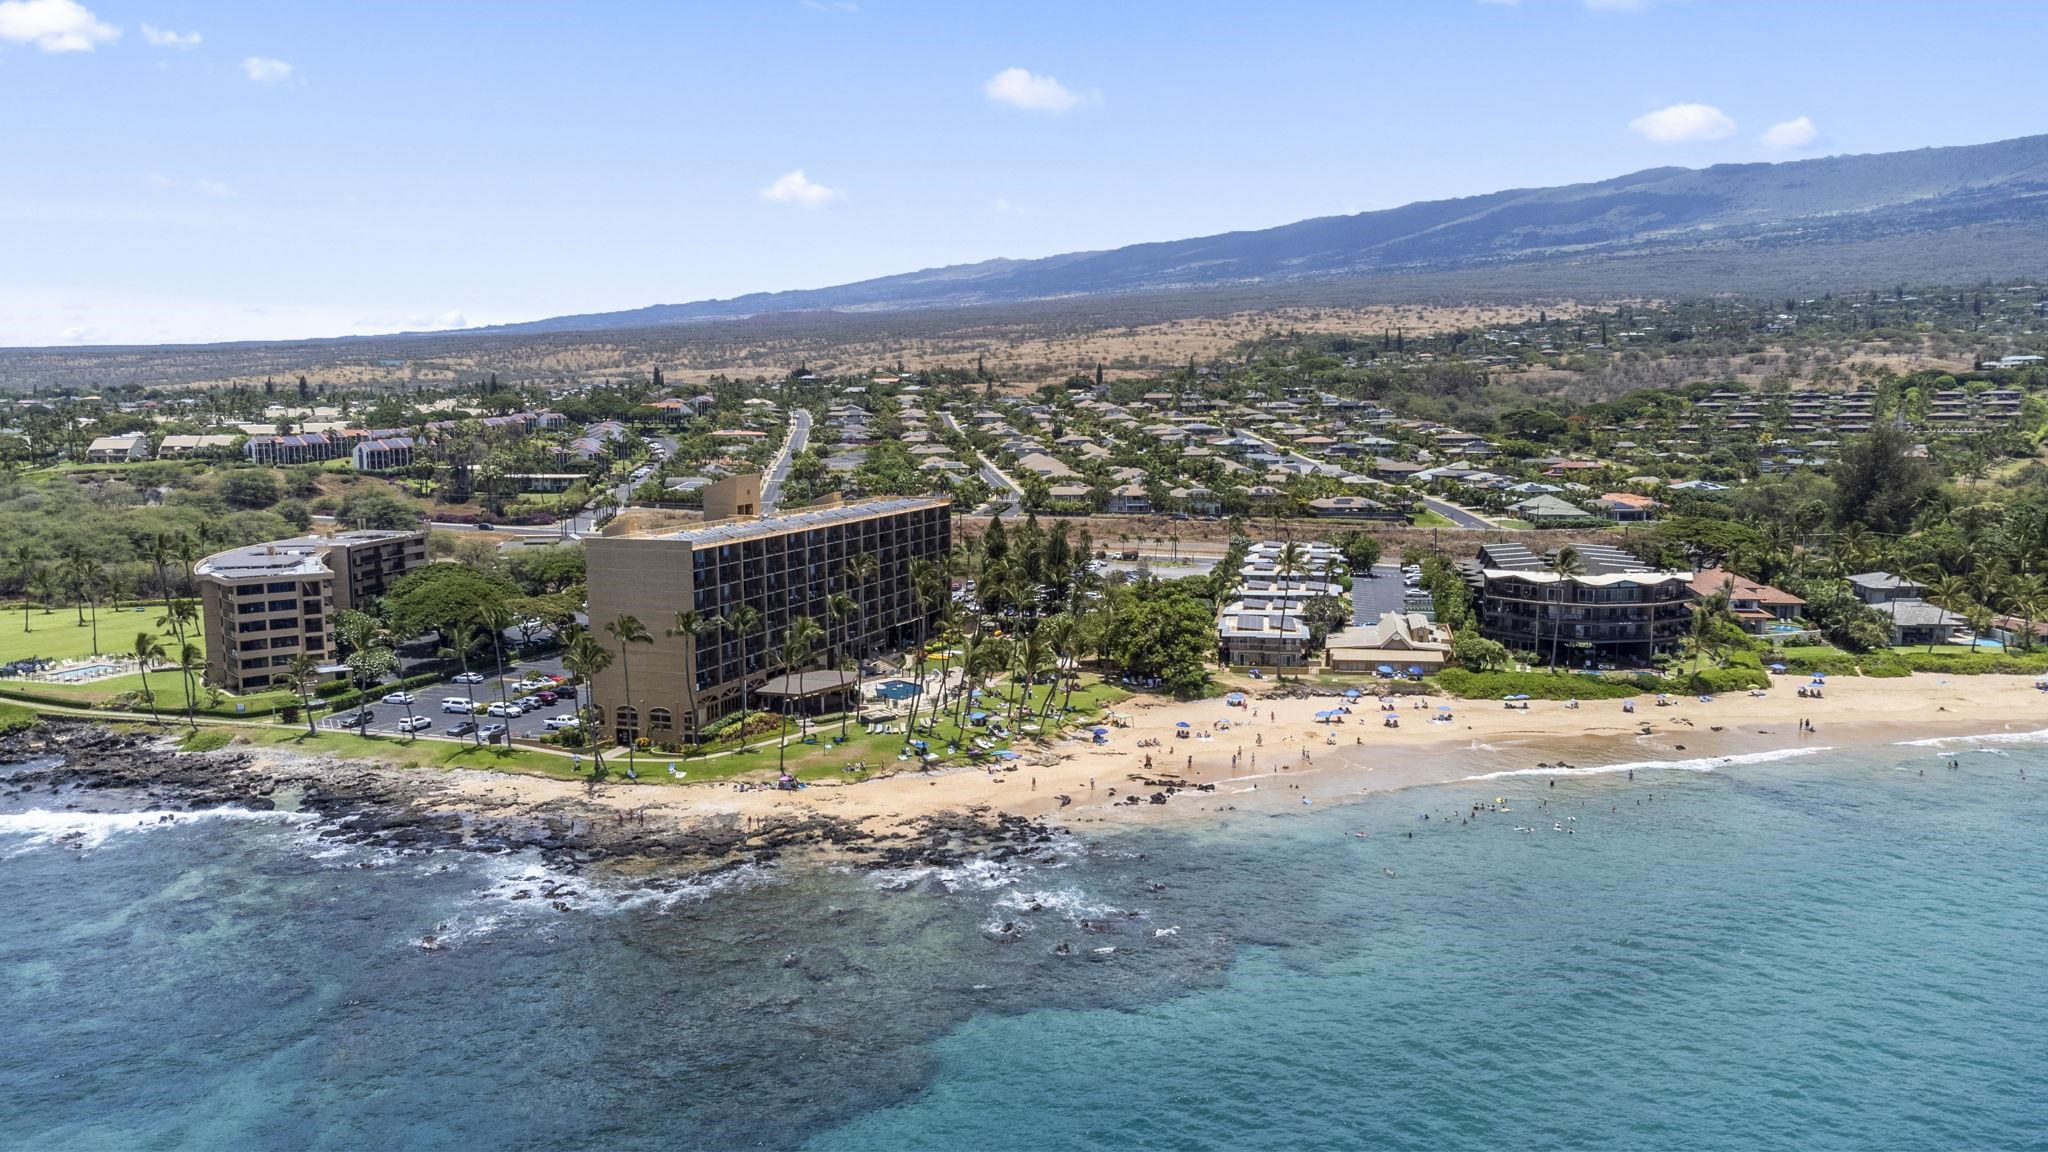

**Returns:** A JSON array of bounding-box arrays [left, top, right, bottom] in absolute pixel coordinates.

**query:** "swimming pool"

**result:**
[[47, 664, 120, 683], [872, 679, 922, 701]]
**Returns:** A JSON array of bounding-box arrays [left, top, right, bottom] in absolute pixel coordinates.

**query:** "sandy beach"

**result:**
[[365, 672, 2048, 837]]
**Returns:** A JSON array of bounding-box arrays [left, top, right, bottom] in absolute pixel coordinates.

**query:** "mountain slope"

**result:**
[[485, 134, 2048, 334]]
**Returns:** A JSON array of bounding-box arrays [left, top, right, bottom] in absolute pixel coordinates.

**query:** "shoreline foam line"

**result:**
[[1462, 745, 1834, 782]]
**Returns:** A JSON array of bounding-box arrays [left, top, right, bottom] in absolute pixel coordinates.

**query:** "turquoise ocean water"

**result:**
[[2, 738, 2043, 1151]]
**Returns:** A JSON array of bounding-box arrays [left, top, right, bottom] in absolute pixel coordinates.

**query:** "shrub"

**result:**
[[1431, 668, 1659, 700], [179, 729, 233, 753]]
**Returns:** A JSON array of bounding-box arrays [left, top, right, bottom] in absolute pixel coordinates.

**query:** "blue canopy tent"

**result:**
[[1376, 664, 1395, 676]]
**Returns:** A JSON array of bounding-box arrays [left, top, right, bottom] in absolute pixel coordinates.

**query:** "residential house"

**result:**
[[83, 435, 149, 463], [1688, 568, 1805, 635]]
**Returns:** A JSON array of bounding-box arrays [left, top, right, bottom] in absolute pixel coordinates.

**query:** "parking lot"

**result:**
[[321, 652, 584, 744]]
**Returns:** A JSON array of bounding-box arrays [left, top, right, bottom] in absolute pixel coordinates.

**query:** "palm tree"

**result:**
[[437, 618, 486, 746], [665, 609, 710, 753], [1929, 574, 1975, 653], [175, 642, 205, 730], [604, 613, 654, 776], [563, 630, 613, 778], [1015, 625, 1053, 726], [776, 616, 824, 774], [471, 601, 517, 717], [2004, 575, 2045, 652], [11, 544, 36, 633], [825, 591, 859, 737], [284, 652, 322, 735], [29, 567, 59, 620], [722, 604, 763, 718], [1546, 545, 1587, 669], [58, 544, 91, 628], [844, 553, 878, 660], [155, 598, 199, 710], [131, 632, 168, 723], [1274, 541, 1306, 671]]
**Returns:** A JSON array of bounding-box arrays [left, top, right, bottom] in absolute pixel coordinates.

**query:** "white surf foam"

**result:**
[[1895, 728, 2048, 748], [1462, 745, 1833, 782], [0, 807, 308, 854]]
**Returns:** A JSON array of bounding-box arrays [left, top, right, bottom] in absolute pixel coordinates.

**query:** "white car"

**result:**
[[486, 701, 524, 718], [521, 618, 545, 631], [440, 697, 473, 714], [396, 715, 432, 733], [542, 714, 581, 731], [382, 691, 416, 705], [477, 723, 509, 741], [451, 672, 486, 685]]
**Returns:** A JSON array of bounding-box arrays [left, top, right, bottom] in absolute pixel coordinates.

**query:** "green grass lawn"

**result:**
[[230, 726, 584, 778], [591, 675, 1133, 787], [1408, 510, 1458, 529], [0, 607, 175, 665]]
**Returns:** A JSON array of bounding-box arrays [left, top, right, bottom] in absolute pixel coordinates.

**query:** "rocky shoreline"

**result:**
[[0, 720, 1069, 878]]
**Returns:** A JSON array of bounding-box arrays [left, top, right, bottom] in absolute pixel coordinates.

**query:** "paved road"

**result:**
[[939, 410, 1022, 516], [1421, 497, 1496, 530], [760, 409, 812, 513]]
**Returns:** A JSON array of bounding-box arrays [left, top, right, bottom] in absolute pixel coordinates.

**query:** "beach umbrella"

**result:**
[[1091, 726, 1109, 736], [1768, 663, 1787, 673], [1225, 691, 1245, 703], [1407, 666, 1424, 676], [1376, 664, 1395, 675], [968, 710, 988, 721], [1176, 721, 1191, 728], [1437, 704, 1453, 710]]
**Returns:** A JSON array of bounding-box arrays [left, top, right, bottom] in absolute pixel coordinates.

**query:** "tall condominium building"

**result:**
[[1461, 542, 1693, 666], [584, 481, 952, 745], [196, 529, 429, 692]]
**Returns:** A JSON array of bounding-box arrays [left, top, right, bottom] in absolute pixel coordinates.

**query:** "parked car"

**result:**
[[343, 709, 375, 727], [486, 701, 523, 718], [536, 690, 559, 705], [514, 695, 541, 711], [542, 715, 581, 731], [452, 672, 486, 685], [445, 719, 478, 737], [441, 697, 473, 714], [477, 723, 509, 741], [396, 715, 432, 733], [382, 691, 416, 705]]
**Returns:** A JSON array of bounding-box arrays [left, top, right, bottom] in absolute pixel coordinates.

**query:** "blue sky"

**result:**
[[3, 0, 2043, 347]]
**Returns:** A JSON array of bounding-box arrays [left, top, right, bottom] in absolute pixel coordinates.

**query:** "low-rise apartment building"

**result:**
[[1464, 542, 1693, 666]]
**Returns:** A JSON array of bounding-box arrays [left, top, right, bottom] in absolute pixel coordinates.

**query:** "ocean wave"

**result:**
[[1462, 746, 1833, 782], [0, 807, 308, 855], [993, 886, 1128, 926], [1895, 728, 2048, 748]]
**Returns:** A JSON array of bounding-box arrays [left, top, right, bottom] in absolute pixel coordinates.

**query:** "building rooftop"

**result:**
[[628, 496, 950, 546], [195, 530, 421, 580]]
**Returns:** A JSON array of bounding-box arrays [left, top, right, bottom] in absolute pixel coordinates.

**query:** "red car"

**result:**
[[536, 690, 559, 704]]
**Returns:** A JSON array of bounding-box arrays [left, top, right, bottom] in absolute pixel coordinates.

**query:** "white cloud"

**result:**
[[1761, 115, 1819, 150], [0, 0, 119, 52], [1629, 102, 1736, 143], [242, 55, 292, 84], [990, 197, 1019, 214], [759, 169, 844, 209], [800, 0, 858, 11], [1583, 0, 1657, 8], [139, 22, 198, 47], [983, 67, 1095, 114]]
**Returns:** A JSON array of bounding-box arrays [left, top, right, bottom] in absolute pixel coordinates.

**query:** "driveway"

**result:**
[[1421, 497, 1496, 530]]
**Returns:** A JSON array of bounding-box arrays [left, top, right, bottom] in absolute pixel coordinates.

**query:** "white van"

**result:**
[[441, 697, 473, 714]]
